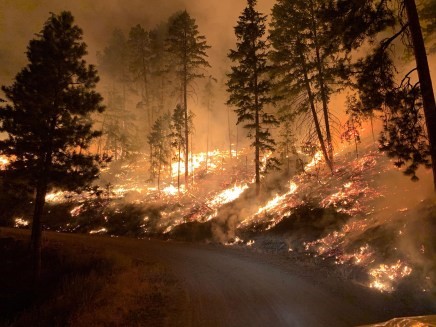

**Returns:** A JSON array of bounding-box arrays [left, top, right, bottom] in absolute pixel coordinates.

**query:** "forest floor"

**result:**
[[1, 227, 435, 326]]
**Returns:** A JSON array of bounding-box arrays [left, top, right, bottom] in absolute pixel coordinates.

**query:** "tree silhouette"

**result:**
[[227, 0, 278, 195], [338, 0, 436, 185], [0, 11, 104, 280], [166, 11, 210, 187]]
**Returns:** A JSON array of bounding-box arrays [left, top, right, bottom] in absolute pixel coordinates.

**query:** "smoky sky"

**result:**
[[0, 0, 275, 85], [1, 0, 435, 150]]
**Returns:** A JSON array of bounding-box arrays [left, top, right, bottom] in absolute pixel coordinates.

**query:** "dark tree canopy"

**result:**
[[270, 0, 352, 172], [336, 0, 436, 184], [0, 11, 104, 278], [227, 0, 278, 194]]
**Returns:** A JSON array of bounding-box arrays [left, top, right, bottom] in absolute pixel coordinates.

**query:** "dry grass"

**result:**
[[0, 228, 185, 327]]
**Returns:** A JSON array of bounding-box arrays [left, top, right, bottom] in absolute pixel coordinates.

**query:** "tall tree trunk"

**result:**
[[206, 99, 210, 173], [31, 136, 53, 282], [191, 134, 194, 185], [404, 0, 436, 191], [299, 51, 333, 172], [183, 67, 189, 187], [370, 114, 375, 143], [158, 157, 161, 194], [31, 177, 47, 283], [254, 73, 260, 196], [227, 106, 233, 159], [236, 123, 239, 160], [178, 145, 181, 193], [309, 0, 334, 167], [97, 115, 106, 157]]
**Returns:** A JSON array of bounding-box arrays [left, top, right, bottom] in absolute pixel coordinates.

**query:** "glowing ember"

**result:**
[[305, 151, 323, 170], [336, 244, 374, 265], [89, 227, 108, 234], [46, 191, 68, 203], [0, 155, 9, 169], [14, 217, 29, 227], [112, 186, 143, 197], [162, 185, 180, 196], [70, 204, 84, 217], [369, 260, 413, 292], [289, 181, 298, 193]]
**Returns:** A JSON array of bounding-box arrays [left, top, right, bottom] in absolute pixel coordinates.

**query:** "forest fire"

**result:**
[[33, 142, 434, 294], [0, 1, 435, 324]]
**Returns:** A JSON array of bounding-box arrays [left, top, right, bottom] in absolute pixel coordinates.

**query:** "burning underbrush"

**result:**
[[2, 144, 436, 298]]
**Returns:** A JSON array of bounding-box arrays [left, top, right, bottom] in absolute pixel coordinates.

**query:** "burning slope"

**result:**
[[5, 140, 436, 296], [230, 144, 435, 294]]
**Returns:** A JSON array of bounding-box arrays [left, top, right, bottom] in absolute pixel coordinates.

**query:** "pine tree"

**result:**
[[227, 0, 279, 195], [0, 11, 104, 279], [128, 24, 153, 129], [342, 96, 363, 159], [404, 0, 436, 187], [98, 29, 136, 160], [148, 113, 171, 192], [101, 89, 138, 160], [270, 0, 349, 172], [170, 104, 186, 192], [202, 76, 217, 172], [149, 23, 173, 116], [166, 11, 210, 187], [98, 28, 130, 90], [337, 0, 436, 186]]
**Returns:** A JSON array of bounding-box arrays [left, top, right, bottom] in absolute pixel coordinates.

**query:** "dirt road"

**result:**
[[3, 229, 429, 326], [140, 240, 410, 327]]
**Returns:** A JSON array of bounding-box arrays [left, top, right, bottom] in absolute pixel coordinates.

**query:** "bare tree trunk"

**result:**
[[31, 178, 47, 284], [354, 136, 359, 159], [299, 51, 333, 172], [309, 0, 334, 167], [254, 73, 260, 196], [206, 100, 210, 173], [236, 123, 239, 159], [404, 0, 436, 191], [97, 114, 106, 156], [370, 114, 375, 143], [31, 127, 54, 283], [158, 159, 161, 194], [183, 67, 189, 187], [227, 106, 233, 159], [178, 145, 181, 193], [191, 134, 194, 185]]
